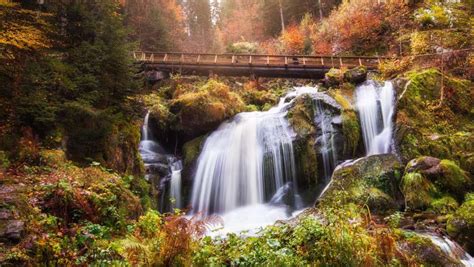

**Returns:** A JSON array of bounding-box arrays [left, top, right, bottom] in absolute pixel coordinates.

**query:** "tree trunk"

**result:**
[[279, 0, 285, 32], [318, 0, 323, 21]]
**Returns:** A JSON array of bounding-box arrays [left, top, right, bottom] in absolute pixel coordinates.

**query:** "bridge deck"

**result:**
[[134, 51, 384, 79]]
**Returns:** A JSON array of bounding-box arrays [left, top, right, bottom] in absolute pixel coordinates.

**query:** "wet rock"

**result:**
[[397, 232, 461, 266]]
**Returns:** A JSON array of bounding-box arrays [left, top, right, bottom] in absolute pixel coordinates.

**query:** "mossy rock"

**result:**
[[366, 187, 398, 214], [330, 90, 361, 157], [287, 95, 315, 138], [318, 154, 404, 215], [293, 137, 319, 188], [429, 196, 459, 215], [240, 89, 278, 110], [343, 66, 367, 84], [436, 160, 472, 196], [170, 79, 245, 138], [324, 68, 343, 87], [396, 231, 461, 266], [447, 194, 474, 254], [401, 172, 436, 211]]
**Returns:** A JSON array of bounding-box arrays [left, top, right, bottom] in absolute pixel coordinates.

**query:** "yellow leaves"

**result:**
[[0, 3, 52, 53]]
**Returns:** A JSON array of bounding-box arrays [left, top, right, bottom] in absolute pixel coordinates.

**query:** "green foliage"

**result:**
[[194, 204, 404, 266], [227, 42, 258, 53], [415, 5, 451, 28], [39, 165, 142, 228]]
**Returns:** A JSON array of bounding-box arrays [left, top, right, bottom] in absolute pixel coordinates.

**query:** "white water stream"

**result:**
[[355, 81, 395, 155]]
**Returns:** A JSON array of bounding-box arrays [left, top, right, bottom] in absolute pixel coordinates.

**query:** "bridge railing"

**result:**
[[133, 51, 385, 69]]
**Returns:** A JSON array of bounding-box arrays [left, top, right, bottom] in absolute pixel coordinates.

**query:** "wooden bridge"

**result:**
[[134, 51, 385, 79]]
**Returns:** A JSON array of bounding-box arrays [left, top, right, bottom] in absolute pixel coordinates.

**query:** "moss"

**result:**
[[319, 154, 403, 214], [330, 90, 360, 157], [240, 89, 278, 110], [287, 95, 315, 138], [245, 104, 259, 112], [401, 172, 435, 210], [437, 159, 471, 196], [182, 135, 206, 167], [429, 196, 459, 215], [324, 68, 343, 87], [397, 68, 474, 172], [171, 79, 245, 137], [366, 187, 398, 214]]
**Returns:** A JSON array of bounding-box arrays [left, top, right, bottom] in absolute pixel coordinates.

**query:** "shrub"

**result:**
[[226, 42, 258, 54]]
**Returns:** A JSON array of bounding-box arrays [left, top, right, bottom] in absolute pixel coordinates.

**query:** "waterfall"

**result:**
[[191, 88, 315, 216], [356, 81, 395, 155], [142, 112, 150, 141], [314, 100, 337, 180], [139, 111, 183, 212]]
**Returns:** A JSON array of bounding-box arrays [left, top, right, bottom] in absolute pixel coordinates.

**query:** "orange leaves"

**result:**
[[311, 0, 409, 55], [280, 25, 305, 54]]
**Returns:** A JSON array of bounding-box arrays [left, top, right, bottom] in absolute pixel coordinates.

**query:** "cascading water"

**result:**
[[314, 100, 337, 181], [190, 88, 319, 234], [139, 112, 183, 212], [191, 89, 313, 216], [356, 81, 395, 155]]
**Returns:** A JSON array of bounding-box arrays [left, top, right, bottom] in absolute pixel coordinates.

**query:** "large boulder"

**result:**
[[401, 157, 472, 211], [317, 154, 404, 215], [170, 79, 245, 140]]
